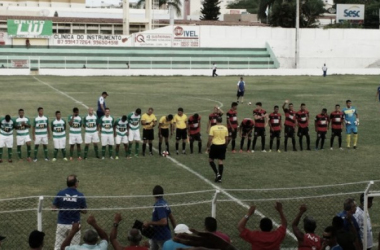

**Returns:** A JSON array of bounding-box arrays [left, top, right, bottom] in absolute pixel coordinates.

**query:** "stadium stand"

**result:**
[[0, 46, 279, 70]]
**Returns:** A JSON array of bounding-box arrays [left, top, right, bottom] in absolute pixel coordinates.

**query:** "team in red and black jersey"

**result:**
[[207, 106, 224, 133], [252, 102, 267, 152], [282, 101, 297, 151], [239, 118, 254, 152], [330, 104, 344, 149], [296, 103, 311, 151], [187, 113, 202, 154], [314, 109, 329, 150], [226, 102, 239, 152], [269, 106, 282, 152]]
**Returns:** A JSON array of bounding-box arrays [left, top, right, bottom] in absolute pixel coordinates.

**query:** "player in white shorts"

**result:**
[[33, 107, 50, 162], [0, 115, 15, 163], [127, 108, 142, 157], [51, 111, 67, 161], [83, 108, 100, 159], [99, 108, 114, 159], [114, 115, 129, 160], [68, 107, 83, 161], [15, 109, 32, 162]]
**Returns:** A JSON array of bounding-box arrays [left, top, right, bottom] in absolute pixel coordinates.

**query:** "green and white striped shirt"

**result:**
[[83, 114, 98, 134], [100, 116, 114, 135], [15, 116, 30, 136], [51, 119, 66, 139], [0, 117, 15, 136], [115, 118, 128, 136], [34, 116, 49, 136], [127, 112, 141, 131], [68, 115, 82, 135]]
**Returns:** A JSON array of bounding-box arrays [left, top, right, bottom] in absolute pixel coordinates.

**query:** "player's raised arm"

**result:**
[[282, 100, 289, 111], [217, 106, 224, 115]]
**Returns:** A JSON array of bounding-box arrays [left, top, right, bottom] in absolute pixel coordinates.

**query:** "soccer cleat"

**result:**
[[102, 157, 105, 160], [251, 150, 255, 153], [339, 147, 344, 150], [115, 156, 119, 160], [215, 174, 222, 183], [182, 150, 186, 155], [353, 146, 357, 149], [44, 158, 49, 161], [176, 151, 179, 155], [52, 158, 57, 162], [8, 159, 12, 163], [347, 146, 350, 149], [262, 150, 267, 153], [78, 157, 82, 161], [232, 150, 236, 153], [69, 157, 73, 161], [246, 150, 250, 153], [277, 150, 281, 153], [269, 150, 272, 152], [127, 156, 132, 159], [330, 147, 333, 150], [134, 154, 139, 157], [239, 149, 243, 153], [150, 152, 154, 156], [33, 158, 38, 162], [63, 157, 68, 161], [27, 157, 32, 162], [110, 156, 114, 160], [315, 148, 319, 151], [0, 159, 2, 163]]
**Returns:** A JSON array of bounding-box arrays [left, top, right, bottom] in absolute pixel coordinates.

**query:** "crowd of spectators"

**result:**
[[1, 175, 376, 250]]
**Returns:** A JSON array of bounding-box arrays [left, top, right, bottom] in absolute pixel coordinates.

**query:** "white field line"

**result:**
[[33, 76, 297, 241]]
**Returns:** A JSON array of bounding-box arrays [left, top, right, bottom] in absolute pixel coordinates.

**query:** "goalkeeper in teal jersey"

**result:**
[[342, 100, 359, 149]]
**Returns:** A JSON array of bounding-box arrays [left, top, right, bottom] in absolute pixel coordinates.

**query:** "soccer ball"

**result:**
[[162, 151, 169, 157], [248, 102, 252, 105]]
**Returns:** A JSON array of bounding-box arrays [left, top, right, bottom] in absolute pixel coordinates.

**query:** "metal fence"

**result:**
[[0, 181, 378, 250]]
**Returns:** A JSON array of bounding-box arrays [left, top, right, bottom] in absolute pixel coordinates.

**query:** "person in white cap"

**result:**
[[162, 224, 192, 250]]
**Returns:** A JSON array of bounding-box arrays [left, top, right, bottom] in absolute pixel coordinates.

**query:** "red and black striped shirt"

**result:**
[[330, 111, 344, 130], [188, 115, 201, 135], [315, 114, 329, 132], [240, 118, 254, 132], [226, 109, 238, 129], [253, 108, 266, 128], [209, 113, 222, 127], [269, 112, 282, 132], [296, 110, 309, 128], [283, 108, 296, 127]]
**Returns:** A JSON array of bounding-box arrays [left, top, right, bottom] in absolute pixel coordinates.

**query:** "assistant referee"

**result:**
[[207, 116, 228, 183]]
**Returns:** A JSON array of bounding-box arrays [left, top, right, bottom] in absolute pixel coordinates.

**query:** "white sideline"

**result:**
[[32, 76, 297, 241]]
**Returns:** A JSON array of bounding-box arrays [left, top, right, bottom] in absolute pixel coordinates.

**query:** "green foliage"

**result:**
[[269, 0, 324, 27], [324, 20, 363, 29], [200, 0, 221, 20], [227, 0, 259, 14]]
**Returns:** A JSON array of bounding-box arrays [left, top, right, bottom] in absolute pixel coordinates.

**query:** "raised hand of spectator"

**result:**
[[247, 205, 256, 217], [174, 229, 235, 250], [87, 215, 97, 226], [299, 204, 307, 213], [114, 213, 122, 223], [275, 202, 283, 212]]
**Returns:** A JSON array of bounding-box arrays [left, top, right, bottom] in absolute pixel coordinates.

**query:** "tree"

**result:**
[[200, 0, 221, 20], [227, 0, 259, 15], [136, 0, 182, 16]]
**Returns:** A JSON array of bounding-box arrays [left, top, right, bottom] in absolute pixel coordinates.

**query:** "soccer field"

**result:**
[[1, 75, 380, 249]]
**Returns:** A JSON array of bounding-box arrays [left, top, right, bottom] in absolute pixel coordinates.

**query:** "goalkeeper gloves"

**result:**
[[345, 120, 351, 125], [354, 119, 360, 126]]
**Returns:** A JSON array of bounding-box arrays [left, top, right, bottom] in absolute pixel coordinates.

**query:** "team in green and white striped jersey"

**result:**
[[83, 108, 100, 159], [99, 108, 114, 159], [114, 115, 129, 159], [32, 107, 50, 162], [15, 109, 32, 161], [68, 108, 83, 160], [51, 111, 67, 161], [0, 115, 15, 162]]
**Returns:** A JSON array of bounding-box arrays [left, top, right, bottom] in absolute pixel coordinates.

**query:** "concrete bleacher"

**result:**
[[0, 46, 279, 70]]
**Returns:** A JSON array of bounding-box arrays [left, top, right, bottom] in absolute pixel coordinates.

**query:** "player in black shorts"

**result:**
[[158, 114, 173, 155]]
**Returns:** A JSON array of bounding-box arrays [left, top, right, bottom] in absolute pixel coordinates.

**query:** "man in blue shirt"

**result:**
[[342, 100, 359, 149], [144, 185, 176, 250], [376, 84, 380, 102], [236, 77, 245, 104], [336, 198, 361, 247], [52, 175, 87, 250], [97, 92, 108, 119]]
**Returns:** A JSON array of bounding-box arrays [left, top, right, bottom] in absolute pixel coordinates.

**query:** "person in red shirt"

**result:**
[[296, 103, 311, 151], [330, 104, 344, 150], [204, 217, 231, 243], [292, 204, 321, 250], [207, 106, 224, 133], [252, 102, 267, 153], [226, 102, 239, 152], [238, 202, 287, 250], [315, 108, 329, 150], [269, 106, 282, 152], [282, 100, 297, 152], [239, 118, 254, 152], [187, 113, 202, 154], [110, 213, 149, 250]]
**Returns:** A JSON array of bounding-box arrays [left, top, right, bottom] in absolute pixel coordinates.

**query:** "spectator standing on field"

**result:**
[[143, 185, 177, 250], [61, 215, 108, 250], [110, 213, 148, 250], [212, 63, 218, 77], [322, 64, 327, 77], [97, 92, 108, 119], [29, 230, 45, 250], [237, 77, 245, 103], [353, 193, 374, 250], [238, 202, 287, 250], [52, 175, 87, 250]]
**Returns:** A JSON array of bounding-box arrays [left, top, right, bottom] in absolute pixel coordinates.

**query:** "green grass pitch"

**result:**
[[0, 75, 380, 249]]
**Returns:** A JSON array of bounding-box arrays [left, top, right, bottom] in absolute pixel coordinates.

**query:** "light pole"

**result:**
[[295, 0, 300, 69]]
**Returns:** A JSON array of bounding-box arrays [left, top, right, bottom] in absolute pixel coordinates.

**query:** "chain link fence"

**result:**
[[0, 181, 379, 249]]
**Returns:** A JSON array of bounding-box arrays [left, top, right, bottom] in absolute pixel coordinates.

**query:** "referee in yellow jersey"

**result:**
[[158, 114, 173, 155], [141, 107, 157, 156], [207, 116, 228, 183]]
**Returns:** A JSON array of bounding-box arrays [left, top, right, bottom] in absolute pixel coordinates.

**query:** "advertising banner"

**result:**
[[7, 20, 52, 38], [11, 60, 29, 68], [134, 33, 172, 47], [336, 4, 365, 21], [51, 34, 132, 46], [172, 26, 200, 47]]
